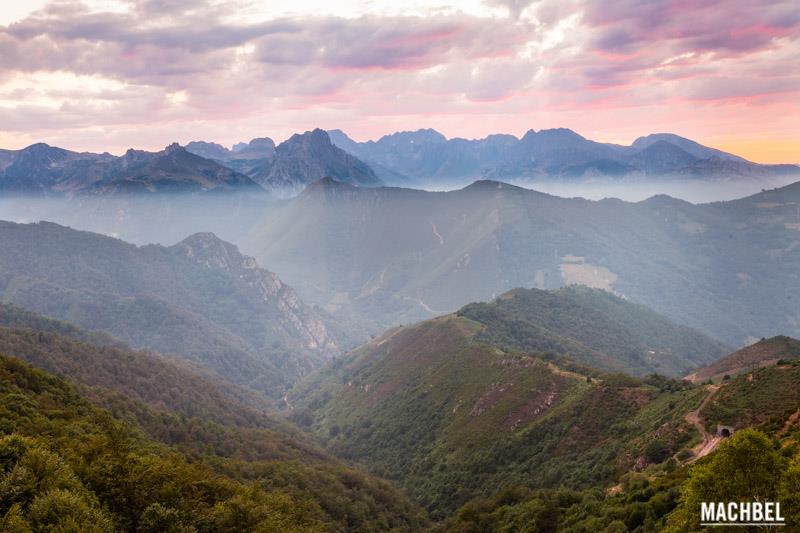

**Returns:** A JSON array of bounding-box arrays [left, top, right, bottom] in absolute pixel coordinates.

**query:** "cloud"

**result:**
[[0, 0, 796, 161]]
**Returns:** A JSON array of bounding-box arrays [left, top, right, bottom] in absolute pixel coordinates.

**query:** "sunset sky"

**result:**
[[0, 0, 798, 162]]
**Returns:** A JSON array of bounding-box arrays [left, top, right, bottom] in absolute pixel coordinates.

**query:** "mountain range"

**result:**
[[0, 142, 261, 195], [188, 129, 382, 196], [328, 128, 799, 185], [3, 127, 797, 198]]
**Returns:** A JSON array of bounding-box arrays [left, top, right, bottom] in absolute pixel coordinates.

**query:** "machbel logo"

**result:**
[[701, 501, 785, 527]]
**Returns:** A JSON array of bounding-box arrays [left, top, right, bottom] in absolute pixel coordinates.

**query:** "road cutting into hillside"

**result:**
[[684, 384, 722, 463]]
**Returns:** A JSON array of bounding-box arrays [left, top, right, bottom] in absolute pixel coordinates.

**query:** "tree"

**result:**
[[665, 429, 787, 531]]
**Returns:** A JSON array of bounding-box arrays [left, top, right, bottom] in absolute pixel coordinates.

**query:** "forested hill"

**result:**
[[289, 288, 726, 517], [0, 352, 426, 531], [0, 302, 279, 424], [458, 286, 730, 376]]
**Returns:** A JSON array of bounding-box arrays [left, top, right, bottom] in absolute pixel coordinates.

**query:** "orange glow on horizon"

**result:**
[[709, 138, 800, 165]]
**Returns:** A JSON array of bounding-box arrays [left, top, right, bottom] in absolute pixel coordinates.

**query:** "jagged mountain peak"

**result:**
[[164, 142, 183, 154], [175, 231, 259, 272], [377, 128, 448, 144], [284, 128, 332, 147], [521, 127, 585, 141], [252, 130, 382, 197]]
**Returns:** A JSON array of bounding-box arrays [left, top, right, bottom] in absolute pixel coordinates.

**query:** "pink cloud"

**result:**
[[0, 0, 796, 162]]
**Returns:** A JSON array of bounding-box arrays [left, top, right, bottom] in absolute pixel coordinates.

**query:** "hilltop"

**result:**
[[686, 335, 800, 383], [288, 288, 729, 517]]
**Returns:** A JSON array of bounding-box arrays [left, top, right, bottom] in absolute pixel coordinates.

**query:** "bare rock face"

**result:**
[[252, 129, 382, 197], [175, 232, 337, 355]]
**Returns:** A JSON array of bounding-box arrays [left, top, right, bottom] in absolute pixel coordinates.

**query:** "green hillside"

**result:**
[[288, 289, 799, 521], [700, 358, 800, 432], [459, 286, 729, 376], [437, 360, 800, 532], [687, 335, 800, 383], [0, 302, 278, 417], [0, 354, 425, 531], [290, 299, 723, 518]]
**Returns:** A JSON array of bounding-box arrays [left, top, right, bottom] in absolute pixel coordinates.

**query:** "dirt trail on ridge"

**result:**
[[684, 384, 722, 463]]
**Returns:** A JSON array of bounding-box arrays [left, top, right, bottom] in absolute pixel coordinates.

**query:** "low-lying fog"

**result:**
[[414, 175, 800, 203], [1, 174, 798, 249], [0, 193, 275, 246]]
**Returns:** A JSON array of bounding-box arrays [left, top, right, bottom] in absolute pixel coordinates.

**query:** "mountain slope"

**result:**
[[687, 335, 800, 383], [289, 289, 729, 516], [252, 129, 382, 197], [0, 354, 426, 531], [0, 302, 279, 422], [631, 133, 746, 162], [459, 286, 730, 376], [290, 293, 799, 520], [0, 221, 338, 397], [289, 312, 709, 517]]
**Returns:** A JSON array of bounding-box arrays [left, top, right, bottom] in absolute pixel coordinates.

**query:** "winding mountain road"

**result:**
[[684, 384, 722, 463]]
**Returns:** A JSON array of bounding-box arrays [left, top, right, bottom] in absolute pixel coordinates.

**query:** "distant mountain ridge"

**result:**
[[327, 127, 798, 184], [0, 142, 261, 195], [5, 127, 796, 197], [186, 129, 383, 197]]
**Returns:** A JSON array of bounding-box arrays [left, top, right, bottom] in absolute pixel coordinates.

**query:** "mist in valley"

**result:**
[[3, 172, 798, 248], [3, 0, 800, 529]]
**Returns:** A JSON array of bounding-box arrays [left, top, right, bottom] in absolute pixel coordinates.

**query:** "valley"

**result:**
[[3, 0, 799, 529], [1, 124, 799, 533], [0, 207, 798, 530]]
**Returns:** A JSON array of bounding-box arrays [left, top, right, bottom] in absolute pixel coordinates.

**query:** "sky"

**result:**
[[0, 0, 798, 163]]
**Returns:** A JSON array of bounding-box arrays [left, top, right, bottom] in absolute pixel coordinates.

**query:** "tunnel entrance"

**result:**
[[717, 425, 734, 438]]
